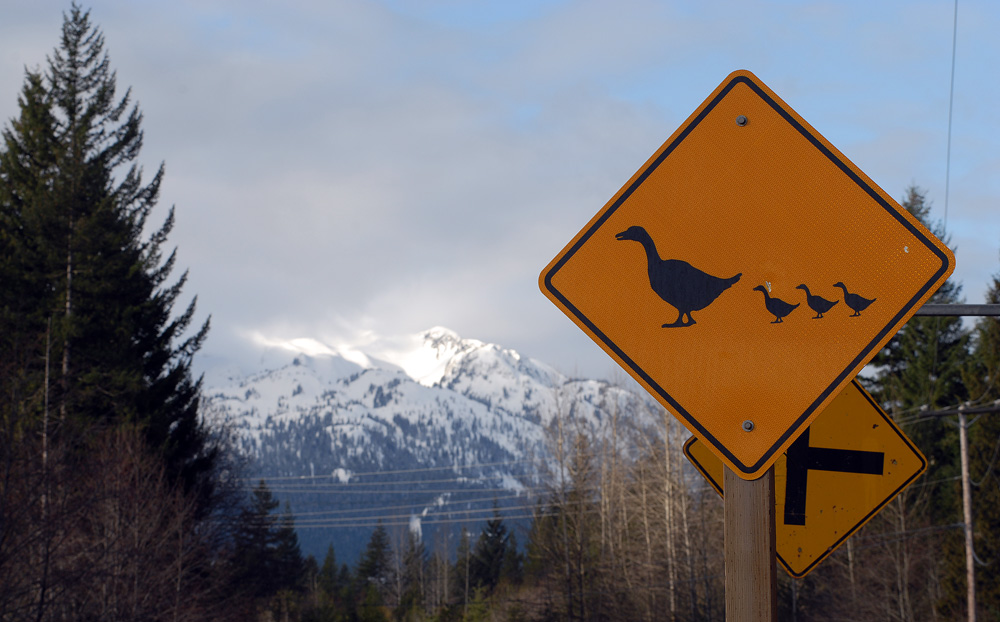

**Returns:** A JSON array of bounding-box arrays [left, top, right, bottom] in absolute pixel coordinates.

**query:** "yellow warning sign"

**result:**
[[683, 380, 927, 577], [539, 69, 954, 479]]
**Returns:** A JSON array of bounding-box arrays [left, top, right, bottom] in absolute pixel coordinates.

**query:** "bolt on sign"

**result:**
[[683, 380, 927, 577], [539, 69, 954, 479]]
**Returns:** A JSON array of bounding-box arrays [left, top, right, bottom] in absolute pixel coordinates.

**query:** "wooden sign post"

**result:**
[[725, 466, 778, 621]]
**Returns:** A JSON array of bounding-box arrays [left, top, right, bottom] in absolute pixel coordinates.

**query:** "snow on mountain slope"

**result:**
[[202, 327, 656, 562], [363, 327, 477, 387]]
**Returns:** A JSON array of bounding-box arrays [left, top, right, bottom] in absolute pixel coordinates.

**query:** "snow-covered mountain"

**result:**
[[203, 327, 656, 562]]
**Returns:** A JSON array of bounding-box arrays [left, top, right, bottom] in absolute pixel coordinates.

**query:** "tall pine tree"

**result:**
[[356, 521, 393, 599], [470, 506, 510, 593], [230, 481, 305, 604], [354, 521, 393, 621], [869, 186, 969, 495], [0, 4, 214, 510]]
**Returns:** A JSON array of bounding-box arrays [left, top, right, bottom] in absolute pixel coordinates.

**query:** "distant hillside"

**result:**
[[202, 327, 656, 563]]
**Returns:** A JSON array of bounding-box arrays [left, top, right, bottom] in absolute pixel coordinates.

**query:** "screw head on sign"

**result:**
[[736, 115, 748, 126], [742, 420, 754, 432]]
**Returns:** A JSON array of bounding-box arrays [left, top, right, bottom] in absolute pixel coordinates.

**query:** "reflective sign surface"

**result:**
[[540, 70, 953, 478]]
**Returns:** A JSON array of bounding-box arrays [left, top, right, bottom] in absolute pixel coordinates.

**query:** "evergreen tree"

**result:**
[[964, 265, 1000, 403], [0, 71, 58, 407], [357, 521, 393, 600], [0, 3, 214, 511], [276, 500, 307, 588], [301, 545, 354, 622], [470, 506, 509, 593], [318, 544, 343, 597], [0, 7, 240, 619], [230, 481, 306, 605]]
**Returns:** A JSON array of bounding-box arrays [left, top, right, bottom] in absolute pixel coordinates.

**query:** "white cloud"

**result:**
[[2, 0, 999, 380]]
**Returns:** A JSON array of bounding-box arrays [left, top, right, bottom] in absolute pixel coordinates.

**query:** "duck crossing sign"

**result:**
[[539, 70, 954, 479], [683, 380, 927, 577]]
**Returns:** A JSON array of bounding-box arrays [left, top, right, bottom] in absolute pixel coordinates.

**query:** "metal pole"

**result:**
[[959, 410, 976, 622], [724, 465, 777, 622], [915, 304, 1000, 316]]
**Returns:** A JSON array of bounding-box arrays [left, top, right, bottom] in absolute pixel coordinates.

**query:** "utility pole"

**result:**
[[959, 408, 975, 622]]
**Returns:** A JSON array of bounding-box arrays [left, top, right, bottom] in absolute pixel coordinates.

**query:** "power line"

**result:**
[[247, 458, 544, 481], [264, 473, 538, 489], [294, 504, 612, 530], [294, 502, 549, 527], [943, 0, 959, 228], [286, 491, 534, 518], [264, 485, 547, 495], [896, 402, 1000, 426], [295, 513, 545, 530]]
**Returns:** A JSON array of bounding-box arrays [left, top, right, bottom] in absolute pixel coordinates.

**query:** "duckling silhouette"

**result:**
[[753, 285, 799, 323], [615, 226, 741, 327], [833, 282, 876, 317], [796, 284, 838, 319]]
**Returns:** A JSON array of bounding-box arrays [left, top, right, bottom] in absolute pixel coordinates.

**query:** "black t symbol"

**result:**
[[783, 428, 884, 526]]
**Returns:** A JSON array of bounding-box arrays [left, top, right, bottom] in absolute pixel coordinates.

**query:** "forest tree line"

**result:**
[[2, 4, 999, 622]]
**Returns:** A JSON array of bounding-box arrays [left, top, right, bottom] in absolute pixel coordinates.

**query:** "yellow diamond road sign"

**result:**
[[683, 380, 927, 577], [539, 69, 954, 479]]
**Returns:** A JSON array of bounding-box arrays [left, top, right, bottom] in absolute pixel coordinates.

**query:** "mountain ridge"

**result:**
[[202, 327, 656, 562]]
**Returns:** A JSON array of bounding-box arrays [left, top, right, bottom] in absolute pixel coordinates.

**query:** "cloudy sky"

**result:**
[[2, 1, 998, 380]]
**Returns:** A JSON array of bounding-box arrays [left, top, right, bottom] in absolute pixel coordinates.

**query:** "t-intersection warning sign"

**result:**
[[539, 69, 954, 479], [683, 380, 927, 577]]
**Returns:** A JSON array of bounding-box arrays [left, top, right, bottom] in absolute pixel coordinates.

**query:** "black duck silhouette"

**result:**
[[615, 226, 741, 327], [833, 282, 876, 317], [753, 285, 799, 323], [796, 284, 838, 319]]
